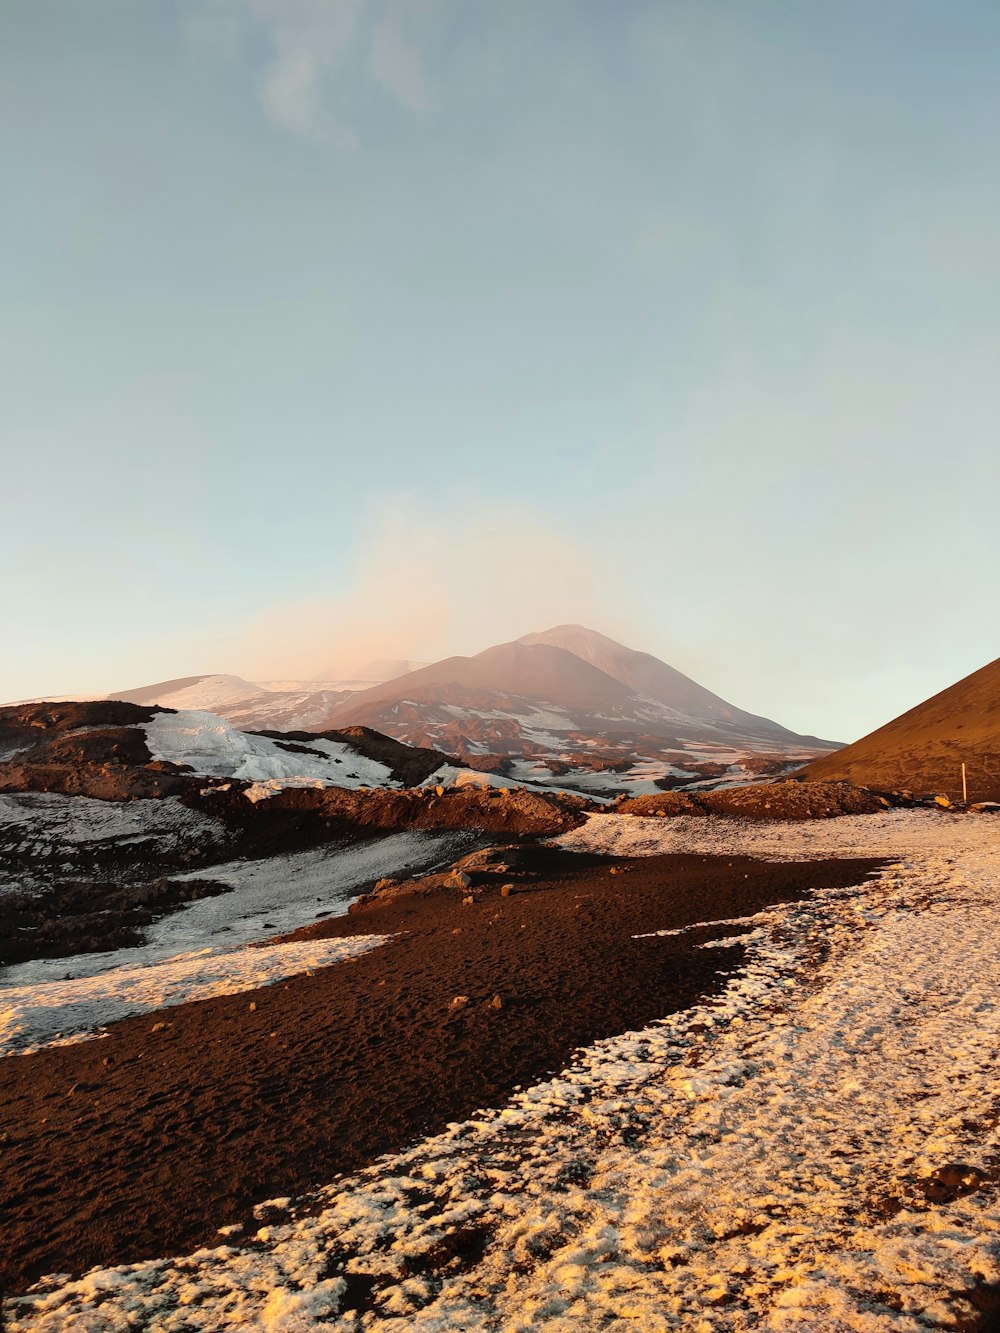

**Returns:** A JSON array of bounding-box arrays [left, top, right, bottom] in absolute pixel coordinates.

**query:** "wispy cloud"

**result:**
[[200, 0, 433, 138], [260, 44, 325, 135], [371, 2, 430, 112]]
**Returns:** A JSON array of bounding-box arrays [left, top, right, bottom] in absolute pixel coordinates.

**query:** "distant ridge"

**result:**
[[16, 626, 841, 784]]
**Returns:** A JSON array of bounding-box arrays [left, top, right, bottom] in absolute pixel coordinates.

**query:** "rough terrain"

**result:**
[[7, 811, 999, 1331]]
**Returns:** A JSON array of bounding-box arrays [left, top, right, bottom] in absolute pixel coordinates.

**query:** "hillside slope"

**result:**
[[798, 655, 1000, 801]]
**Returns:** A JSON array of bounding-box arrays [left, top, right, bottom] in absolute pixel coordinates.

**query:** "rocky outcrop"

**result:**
[[617, 781, 887, 821], [193, 782, 594, 846], [0, 701, 196, 799]]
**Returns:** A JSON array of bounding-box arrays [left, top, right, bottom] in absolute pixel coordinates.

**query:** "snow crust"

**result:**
[[0, 791, 220, 851], [0, 934, 388, 1056], [0, 792, 226, 897], [13, 810, 1000, 1330], [1, 830, 466, 990], [143, 712, 397, 792]]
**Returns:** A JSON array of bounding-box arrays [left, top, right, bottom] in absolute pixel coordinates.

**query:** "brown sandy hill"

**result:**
[[797, 656, 1000, 803]]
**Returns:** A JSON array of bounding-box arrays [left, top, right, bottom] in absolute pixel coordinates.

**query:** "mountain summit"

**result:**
[[518, 625, 779, 730], [321, 625, 837, 768]]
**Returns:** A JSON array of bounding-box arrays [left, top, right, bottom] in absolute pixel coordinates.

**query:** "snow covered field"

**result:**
[[1, 830, 467, 988], [11, 809, 1000, 1331], [0, 934, 390, 1056]]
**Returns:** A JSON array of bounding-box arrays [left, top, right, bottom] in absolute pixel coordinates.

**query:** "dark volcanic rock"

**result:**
[[0, 877, 232, 966], [191, 782, 594, 847], [0, 701, 194, 800]]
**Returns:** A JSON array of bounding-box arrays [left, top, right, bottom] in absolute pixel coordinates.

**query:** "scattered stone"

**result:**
[[449, 995, 469, 1010], [490, 994, 503, 1010], [500, 884, 514, 898]]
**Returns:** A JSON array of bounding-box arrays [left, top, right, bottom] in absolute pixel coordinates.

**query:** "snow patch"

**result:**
[[0, 934, 388, 1056], [1, 831, 468, 988], [143, 711, 395, 791]]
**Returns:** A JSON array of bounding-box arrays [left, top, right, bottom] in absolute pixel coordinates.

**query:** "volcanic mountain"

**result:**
[[319, 626, 838, 773], [797, 654, 1000, 803], [26, 627, 840, 791], [518, 626, 796, 732], [108, 665, 415, 732]]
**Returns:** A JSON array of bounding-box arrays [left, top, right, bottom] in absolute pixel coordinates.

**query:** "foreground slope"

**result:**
[[10, 811, 1000, 1331], [798, 655, 1000, 802]]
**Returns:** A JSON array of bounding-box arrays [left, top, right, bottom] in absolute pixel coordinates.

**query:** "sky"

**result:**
[[2, 0, 998, 741]]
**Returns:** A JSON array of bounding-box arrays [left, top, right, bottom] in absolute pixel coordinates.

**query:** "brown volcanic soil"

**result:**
[[618, 780, 887, 820], [0, 849, 884, 1294], [798, 656, 1000, 804]]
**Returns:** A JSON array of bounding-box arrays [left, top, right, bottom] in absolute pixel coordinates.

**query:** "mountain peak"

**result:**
[[518, 624, 633, 657]]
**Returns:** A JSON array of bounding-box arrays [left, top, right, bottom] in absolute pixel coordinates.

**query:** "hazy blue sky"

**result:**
[[3, 0, 998, 739]]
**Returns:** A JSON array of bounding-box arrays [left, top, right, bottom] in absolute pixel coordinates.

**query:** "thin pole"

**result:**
[[962, 762, 968, 804]]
